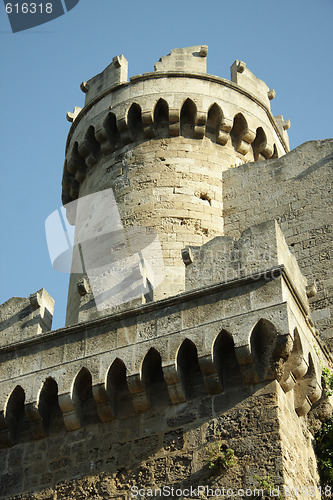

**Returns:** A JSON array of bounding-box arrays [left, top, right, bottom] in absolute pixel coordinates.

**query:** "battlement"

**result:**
[[0, 289, 54, 347], [0, 221, 329, 451], [230, 59, 275, 109], [0, 45, 331, 498], [154, 45, 208, 73], [60, 48, 292, 325], [81, 54, 128, 107], [63, 46, 290, 206], [185, 220, 309, 307]]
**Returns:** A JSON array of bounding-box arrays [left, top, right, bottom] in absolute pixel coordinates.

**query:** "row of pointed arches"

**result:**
[[1, 319, 321, 446], [62, 98, 278, 204]]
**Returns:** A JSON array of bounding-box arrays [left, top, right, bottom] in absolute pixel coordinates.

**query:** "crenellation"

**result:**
[[0, 46, 331, 499], [274, 114, 291, 150], [154, 46, 208, 74], [0, 289, 54, 348], [63, 49, 290, 224], [82, 54, 128, 106], [230, 59, 273, 109], [66, 106, 82, 123]]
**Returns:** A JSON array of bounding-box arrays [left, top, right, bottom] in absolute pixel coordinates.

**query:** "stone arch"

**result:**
[[141, 347, 171, 408], [104, 112, 121, 152], [127, 103, 144, 141], [69, 176, 80, 199], [252, 127, 267, 161], [250, 318, 278, 380], [106, 358, 134, 418], [72, 367, 99, 427], [180, 98, 197, 138], [206, 103, 223, 142], [62, 160, 71, 192], [78, 125, 101, 168], [294, 353, 322, 415], [62, 160, 75, 206], [176, 338, 206, 399], [62, 159, 78, 203], [66, 142, 84, 199], [38, 377, 65, 434], [230, 113, 248, 153], [213, 329, 243, 390], [272, 143, 279, 159], [67, 141, 84, 175], [153, 98, 169, 138], [5, 385, 29, 443]]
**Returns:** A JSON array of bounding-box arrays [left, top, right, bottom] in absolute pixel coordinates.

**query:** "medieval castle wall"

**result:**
[[223, 139, 333, 347], [62, 46, 288, 326], [0, 46, 332, 499]]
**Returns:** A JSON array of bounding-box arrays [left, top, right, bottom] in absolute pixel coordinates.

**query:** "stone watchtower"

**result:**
[[62, 45, 289, 326], [0, 46, 332, 499]]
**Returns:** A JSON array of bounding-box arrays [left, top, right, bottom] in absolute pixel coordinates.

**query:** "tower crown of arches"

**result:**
[[62, 46, 291, 325], [63, 45, 290, 206]]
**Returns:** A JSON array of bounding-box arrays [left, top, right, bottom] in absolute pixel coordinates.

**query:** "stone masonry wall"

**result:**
[[63, 45, 289, 326], [65, 133, 263, 325], [1, 47, 330, 500], [0, 382, 321, 500], [0, 221, 328, 499], [223, 139, 333, 346]]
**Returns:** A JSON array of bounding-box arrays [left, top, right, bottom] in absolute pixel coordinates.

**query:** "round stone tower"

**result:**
[[62, 45, 290, 325]]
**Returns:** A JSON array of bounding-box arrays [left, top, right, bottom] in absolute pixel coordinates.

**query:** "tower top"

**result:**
[[61, 46, 292, 324], [63, 45, 290, 207]]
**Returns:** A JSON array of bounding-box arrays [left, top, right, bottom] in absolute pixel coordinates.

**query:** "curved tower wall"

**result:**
[[63, 46, 290, 325]]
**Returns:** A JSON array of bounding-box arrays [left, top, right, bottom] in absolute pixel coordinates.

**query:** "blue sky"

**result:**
[[0, 0, 332, 330]]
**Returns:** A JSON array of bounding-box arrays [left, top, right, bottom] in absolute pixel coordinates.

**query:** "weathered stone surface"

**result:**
[[0, 289, 54, 346], [0, 46, 331, 500], [0, 383, 322, 499], [62, 46, 290, 325], [223, 139, 333, 346]]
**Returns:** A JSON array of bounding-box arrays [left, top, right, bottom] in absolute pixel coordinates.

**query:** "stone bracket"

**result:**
[[92, 384, 115, 423], [163, 364, 187, 404], [127, 374, 150, 413], [198, 355, 222, 394], [58, 393, 81, 431]]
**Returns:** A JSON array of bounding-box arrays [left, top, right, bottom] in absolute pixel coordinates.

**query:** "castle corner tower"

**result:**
[[62, 45, 290, 325], [0, 46, 332, 499]]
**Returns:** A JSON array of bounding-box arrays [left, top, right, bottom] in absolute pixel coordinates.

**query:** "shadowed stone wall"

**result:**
[[0, 382, 322, 499], [223, 139, 333, 347], [0, 47, 331, 500]]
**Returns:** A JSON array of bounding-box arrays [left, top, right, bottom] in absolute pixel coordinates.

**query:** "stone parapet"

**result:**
[[63, 57, 289, 207], [62, 47, 291, 324], [222, 139, 333, 346], [0, 289, 54, 347], [0, 222, 328, 451]]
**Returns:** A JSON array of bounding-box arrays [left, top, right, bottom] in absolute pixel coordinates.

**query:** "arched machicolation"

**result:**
[[62, 99, 277, 205], [0, 320, 322, 448]]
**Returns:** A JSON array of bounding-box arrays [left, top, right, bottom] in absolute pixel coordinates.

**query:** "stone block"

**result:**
[[0, 289, 54, 347], [83, 55, 128, 106]]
